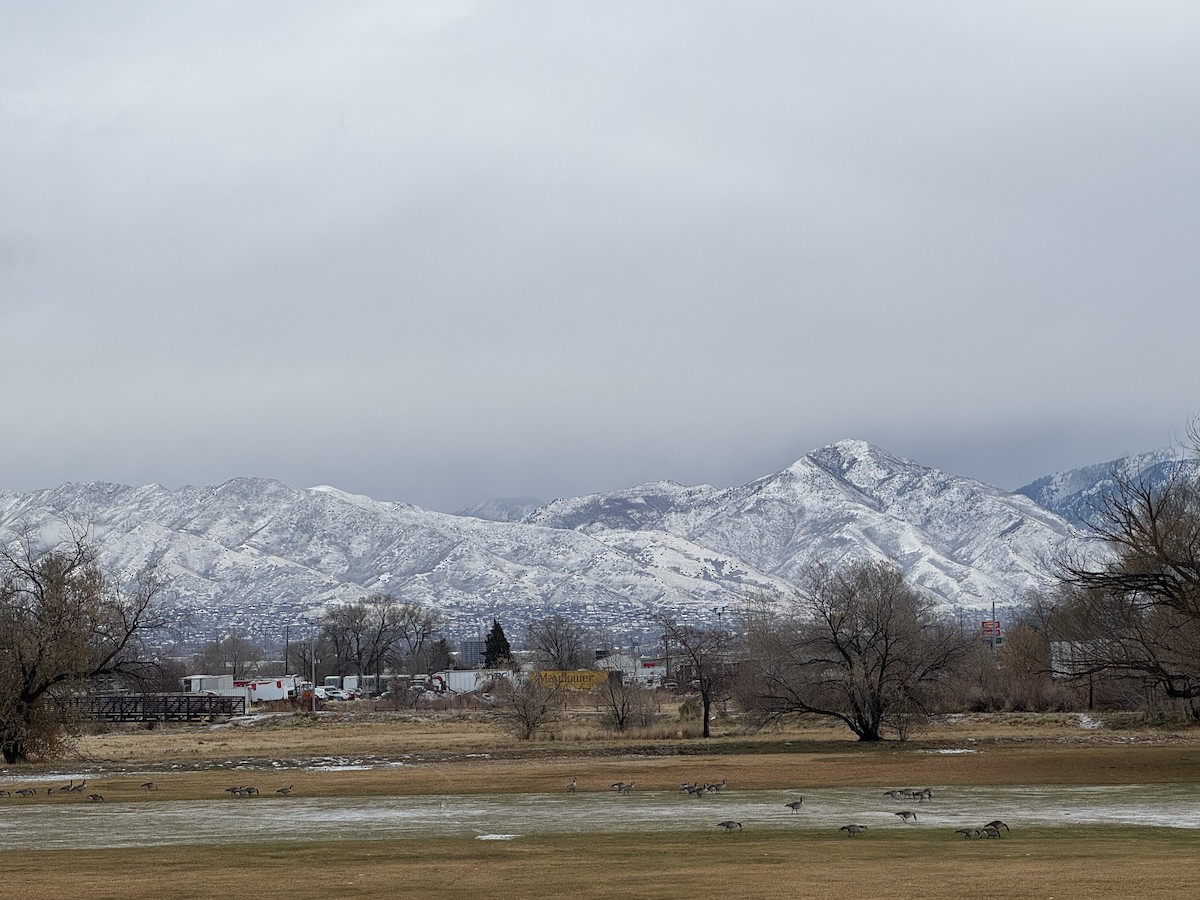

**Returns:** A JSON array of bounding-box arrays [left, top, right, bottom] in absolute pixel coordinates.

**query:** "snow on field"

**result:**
[[1, 785, 1198, 851]]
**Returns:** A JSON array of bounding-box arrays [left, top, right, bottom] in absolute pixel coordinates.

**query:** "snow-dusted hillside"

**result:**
[[0, 479, 782, 646], [532, 440, 1084, 611], [0, 440, 1107, 645], [1016, 449, 1198, 528]]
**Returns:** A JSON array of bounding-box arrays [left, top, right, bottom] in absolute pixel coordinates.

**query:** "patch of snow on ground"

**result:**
[[1077, 714, 1103, 729], [917, 749, 978, 755], [307, 764, 373, 772]]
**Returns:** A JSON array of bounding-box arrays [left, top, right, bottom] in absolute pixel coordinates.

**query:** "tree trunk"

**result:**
[[2, 740, 28, 765], [701, 694, 712, 738]]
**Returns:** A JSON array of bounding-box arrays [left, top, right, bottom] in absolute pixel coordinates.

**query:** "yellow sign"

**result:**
[[534, 670, 611, 690]]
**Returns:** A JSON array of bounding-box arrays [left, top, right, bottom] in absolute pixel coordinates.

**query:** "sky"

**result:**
[[3, 2, 1200, 513]]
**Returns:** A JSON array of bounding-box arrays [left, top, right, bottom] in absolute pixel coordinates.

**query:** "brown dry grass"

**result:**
[[32, 709, 1199, 802], [2, 828, 1197, 900]]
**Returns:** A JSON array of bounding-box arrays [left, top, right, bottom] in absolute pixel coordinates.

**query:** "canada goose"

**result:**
[[245, 786, 260, 796], [917, 787, 933, 802], [895, 810, 918, 823], [839, 824, 869, 836], [898, 789, 915, 799], [708, 779, 727, 792], [87, 794, 104, 802], [140, 782, 157, 791], [0, 790, 10, 797], [224, 786, 242, 795], [716, 821, 742, 832], [954, 828, 980, 839], [59, 779, 74, 793], [69, 781, 86, 793], [16, 789, 36, 798], [883, 789, 902, 800], [567, 778, 577, 792], [611, 781, 631, 792], [276, 785, 294, 796], [785, 800, 805, 813], [981, 826, 1002, 839], [984, 819, 1010, 832]]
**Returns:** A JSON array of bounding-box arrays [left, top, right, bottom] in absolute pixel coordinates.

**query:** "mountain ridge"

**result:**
[[0, 439, 1143, 646]]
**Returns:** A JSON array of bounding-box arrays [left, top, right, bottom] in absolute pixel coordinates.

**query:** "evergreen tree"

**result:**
[[484, 619, 512, 667]]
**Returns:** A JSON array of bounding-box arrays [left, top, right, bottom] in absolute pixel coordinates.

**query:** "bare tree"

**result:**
[[192, 632, 261, 679], [0, 531, 168, 763], [526, 613, 593, 670], [656, 617, 734, 739], [593, 675, 658, 732], [1056, 451, 1200, 713], [745, 561, 970, 742], [491, 673, 563, 739], [393, 600, 444, 673], [319, 594, 442, 676], [404, 636, 451, 676]]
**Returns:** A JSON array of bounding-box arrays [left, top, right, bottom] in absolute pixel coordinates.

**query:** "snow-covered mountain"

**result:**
[[1016, 449, 1198, 528], [530, 440, 1081, 612], [0, 440, 1098, 646]]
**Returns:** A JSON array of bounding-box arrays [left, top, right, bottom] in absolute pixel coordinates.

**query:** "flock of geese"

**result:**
[[0, 778, 106, 802], [569, 778, 1013, 840], [0, 778, 297, 803]]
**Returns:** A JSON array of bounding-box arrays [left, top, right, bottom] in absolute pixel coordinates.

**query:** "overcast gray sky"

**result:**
[[3, 2, 1199, 512]]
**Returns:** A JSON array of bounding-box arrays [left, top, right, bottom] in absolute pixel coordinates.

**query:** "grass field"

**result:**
[[2, 827, 1196, 900], [2, 710, 1198, 898]]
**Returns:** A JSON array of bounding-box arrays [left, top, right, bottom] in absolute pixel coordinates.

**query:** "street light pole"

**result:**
[[311, 630, 318, 714]]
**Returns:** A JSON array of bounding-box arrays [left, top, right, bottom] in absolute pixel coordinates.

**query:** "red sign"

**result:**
[[981, 620, 1002, 637]]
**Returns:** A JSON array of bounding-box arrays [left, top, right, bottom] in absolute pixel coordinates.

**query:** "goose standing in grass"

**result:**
[[716, 821, 742, 832], [87, 794, 104, 802], [567, 777, 577, 792], [785, 800, 805, 813], [895, 810, 918, 823], [954, 828, 980, 839], [981, 825, 1002, 839], [984, 819, 1010, 832], [276, 785, 294, 796], [140, 781, 157, 791], [839, 824, 869, 836]]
